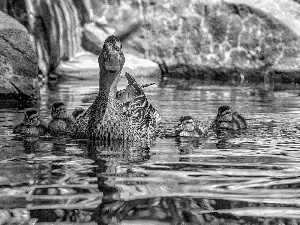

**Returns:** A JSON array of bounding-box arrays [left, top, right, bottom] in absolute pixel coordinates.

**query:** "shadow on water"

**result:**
[[2, 76, 300, 223]]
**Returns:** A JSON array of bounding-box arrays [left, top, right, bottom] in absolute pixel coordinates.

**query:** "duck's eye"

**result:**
[[115, 44, 121, 51]]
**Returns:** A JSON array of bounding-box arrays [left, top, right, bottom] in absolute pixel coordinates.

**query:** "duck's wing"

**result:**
[[125, 72, 144, 95], [232, 112, 247, 129]]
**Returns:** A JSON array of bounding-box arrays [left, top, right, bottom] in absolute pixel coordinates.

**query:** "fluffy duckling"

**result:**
[[48, 102, 75, 136], [13, 109, 48, 136], [211, 105, 247, 131], [175, 115, 207, 137]]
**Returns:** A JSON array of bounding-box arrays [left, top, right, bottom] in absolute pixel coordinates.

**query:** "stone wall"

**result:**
[[1, 0, 300, 82], [99, 0, 300, 80], [0, 11, 39, 101], [2, 0, 82, 76]]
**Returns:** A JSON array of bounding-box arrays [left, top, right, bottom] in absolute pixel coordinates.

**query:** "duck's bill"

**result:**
[[104, 62, 120, 73]]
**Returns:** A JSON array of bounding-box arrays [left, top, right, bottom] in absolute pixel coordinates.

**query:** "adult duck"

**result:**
[[48, 102, 75, 136], [13, 109, 48, 136], [211, 105, 247, 131], [71, 36, 158, 141]]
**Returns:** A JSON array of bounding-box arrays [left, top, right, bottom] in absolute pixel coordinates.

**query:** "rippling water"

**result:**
[[1, 75, 300, 224]]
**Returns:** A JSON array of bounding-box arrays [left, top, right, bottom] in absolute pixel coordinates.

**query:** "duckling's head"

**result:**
[[51, 102, 67, 119], [217, 105, 233, 122], [179, 115, 195, 132], [98, 35, 125, 84], [23, 109, 40, 126]]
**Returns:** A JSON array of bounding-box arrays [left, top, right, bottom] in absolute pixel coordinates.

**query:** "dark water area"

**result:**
[[1, 74, 300, 224]]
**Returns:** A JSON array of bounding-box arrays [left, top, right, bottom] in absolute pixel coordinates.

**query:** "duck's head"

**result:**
[[51, 102, 67, 119], [216, 105, 233, 122], [23, 109, 40, 126], [98, 35, 125, 84], [179, 115, 195, 132]]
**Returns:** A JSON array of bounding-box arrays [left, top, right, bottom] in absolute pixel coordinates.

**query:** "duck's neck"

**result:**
[[98, 71, 120, 99]]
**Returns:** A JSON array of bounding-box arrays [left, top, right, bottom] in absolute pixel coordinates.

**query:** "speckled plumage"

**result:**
[[72, 92, 136, 140], [118, 72, 161, 127], [48, 102, 75, 136], [13, 109, 48, 136], [211, 106, 247, 131], [175, 115, 207, 137], [71, 36, 158, 141]]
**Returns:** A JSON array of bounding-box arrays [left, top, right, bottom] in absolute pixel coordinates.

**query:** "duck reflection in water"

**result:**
[[93, 196, 300, 225]]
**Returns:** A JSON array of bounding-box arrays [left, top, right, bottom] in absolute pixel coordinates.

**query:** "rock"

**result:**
[[56, 51, 160, 78], [0, 11, 39, 100], [3, 0, 82, 77]]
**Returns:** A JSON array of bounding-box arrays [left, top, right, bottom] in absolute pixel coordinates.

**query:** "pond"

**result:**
[[1, 74, 300, 224]]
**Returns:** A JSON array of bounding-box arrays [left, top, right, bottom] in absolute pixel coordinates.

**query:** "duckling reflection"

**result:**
[[51, 137, 67, 153], [13, 109, 48, 136], [216, 139, 241, 149], [23, 136, 40, 154], [211, 106, 247, 131]]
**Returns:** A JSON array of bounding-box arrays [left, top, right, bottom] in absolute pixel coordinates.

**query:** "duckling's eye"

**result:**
[[31, 115, 39, 121], [115, 44, 122, 51], [221, 110, 231, 116]]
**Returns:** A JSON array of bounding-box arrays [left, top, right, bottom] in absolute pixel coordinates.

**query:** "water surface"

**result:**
[[1, 75, 300, 224]]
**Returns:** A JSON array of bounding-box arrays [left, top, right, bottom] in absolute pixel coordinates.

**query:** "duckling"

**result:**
[[175, 115, 207, 137], [48, 102, 75, 136], [13, 109, 48, 136], [211, 105, 247, 131]]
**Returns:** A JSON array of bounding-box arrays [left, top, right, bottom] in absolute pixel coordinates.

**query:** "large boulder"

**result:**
[[2, 0, 82, 77], [99, 1, 300, 82], [0, 11, 39, 101]]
